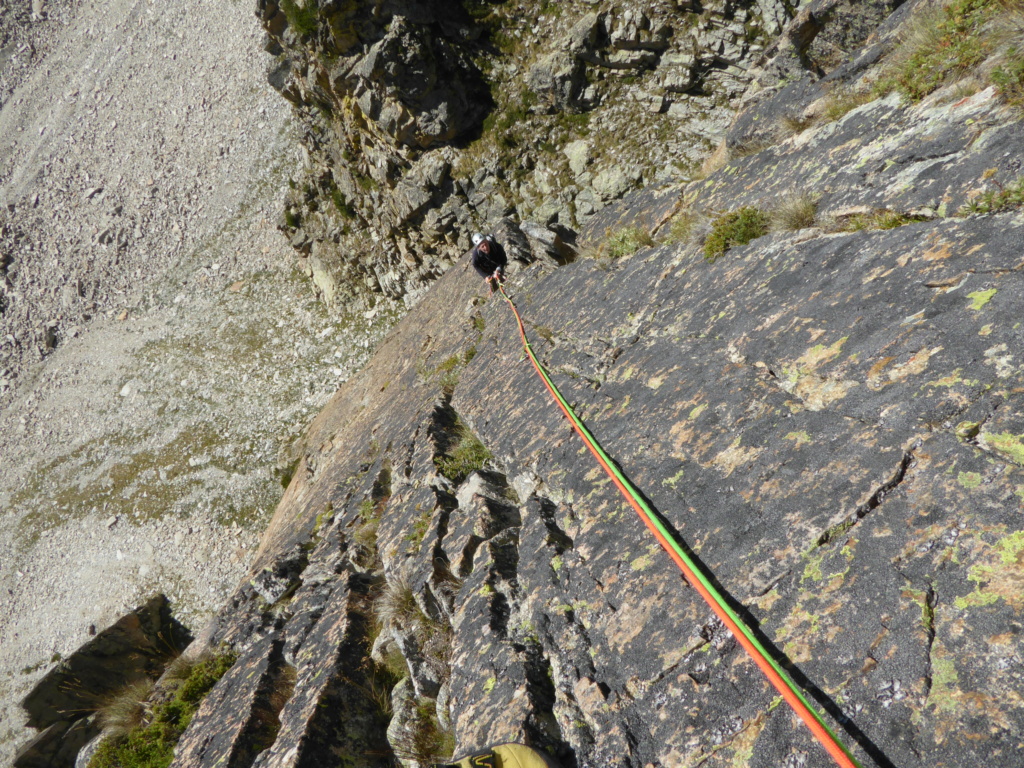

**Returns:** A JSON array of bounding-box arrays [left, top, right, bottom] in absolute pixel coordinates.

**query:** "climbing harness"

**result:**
[[497, 283, 863, 768]]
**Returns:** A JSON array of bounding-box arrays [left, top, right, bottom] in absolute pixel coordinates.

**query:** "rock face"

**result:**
[[12, 2, 1024, 768], [165, 38, 1024, 762]]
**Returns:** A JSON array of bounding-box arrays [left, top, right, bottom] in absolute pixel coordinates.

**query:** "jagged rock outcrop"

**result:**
[[261, 0, 806, 310]]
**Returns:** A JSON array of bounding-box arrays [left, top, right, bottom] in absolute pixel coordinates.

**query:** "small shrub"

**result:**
[[278, 0, 318, 37], [605, 226, 654, 258], [703, 207, 771, 262], [771, 194, 819, 231], [330, 188, 356, 219], [958, 176, 1024, 213]]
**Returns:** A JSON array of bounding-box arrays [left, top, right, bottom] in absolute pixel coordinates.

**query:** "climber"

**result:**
[[470, 232, 507, 294], [433, 742, 563, 768]]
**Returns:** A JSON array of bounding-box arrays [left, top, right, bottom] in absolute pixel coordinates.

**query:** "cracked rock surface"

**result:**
[[185, 164, 1023, 766]]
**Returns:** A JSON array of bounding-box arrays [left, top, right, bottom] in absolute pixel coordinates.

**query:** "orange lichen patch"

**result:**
[[603, 596, 658, 654], [710, 436, 764, 477], [668, 418, 717, 460], [791, 374, 859, 410], [867, 347, 939, 390], [958, 531, 1024, 611], [887, 347, 940, 382], [867, 356, 897, 383], [721, 710, 768, 765], [863, 265, 896, 284], [921, 239, 953, 262]]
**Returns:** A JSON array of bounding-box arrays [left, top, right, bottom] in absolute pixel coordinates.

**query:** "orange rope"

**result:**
[[498, 283, 861, 768]]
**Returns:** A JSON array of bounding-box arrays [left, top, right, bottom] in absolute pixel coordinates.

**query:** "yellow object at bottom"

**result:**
[[440, 742, 561, 768]]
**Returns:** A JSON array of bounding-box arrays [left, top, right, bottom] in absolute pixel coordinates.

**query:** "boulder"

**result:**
[[21, 594, 192, 730]]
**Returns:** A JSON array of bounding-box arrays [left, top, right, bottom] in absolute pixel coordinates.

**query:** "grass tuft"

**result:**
[[957, 176, 1024, 213], [771, 194, 819, 231], [435, 419, 492, 485], [703, 207, 771, 262], [279, 0, 318, 37], [992, 47, 1024, 105], [778, 113, 817, 137], [391, 697, 455, 764], [605, 226, 654, 258], [820, 87, 873, 123], [873, 0, 996, 102], [830, 209, 931, 231], [96, 680, 155, 739]]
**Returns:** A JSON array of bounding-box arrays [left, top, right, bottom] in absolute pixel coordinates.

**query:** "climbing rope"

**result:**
[[497, 283, 863, 768]]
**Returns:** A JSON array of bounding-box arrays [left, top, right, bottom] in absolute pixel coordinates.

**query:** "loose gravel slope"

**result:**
[[0, 0, 396, 761]]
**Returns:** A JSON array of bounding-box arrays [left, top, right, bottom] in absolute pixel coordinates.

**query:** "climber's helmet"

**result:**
[[472, 232, 484, 246]]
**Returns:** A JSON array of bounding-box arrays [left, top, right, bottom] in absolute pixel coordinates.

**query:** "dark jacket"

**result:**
[[470, 236, 507, 279]]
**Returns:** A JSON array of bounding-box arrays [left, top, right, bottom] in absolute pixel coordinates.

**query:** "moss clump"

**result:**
[[89, 653, 237, 768], [435, 420, 491, 485], [703, 207, 770, 262], [605, 226, 654, 258]]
